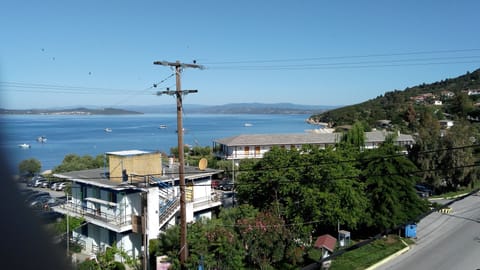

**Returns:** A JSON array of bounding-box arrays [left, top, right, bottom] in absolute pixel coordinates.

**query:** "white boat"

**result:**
[[19, 143, 31, 149], [37, 136, 47, 143], [244, 123, 253, 127], [159, 125, 167, 129], [104, 128, 112, 133]]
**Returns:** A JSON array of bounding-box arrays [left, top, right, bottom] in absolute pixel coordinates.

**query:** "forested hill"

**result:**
[[309, 68, 480, 128]]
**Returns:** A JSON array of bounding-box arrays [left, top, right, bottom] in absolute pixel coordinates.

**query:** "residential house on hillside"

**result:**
[[439, 120, 454, 129], [53, 150, 222, 261], [213, 131, 414, 160], [465, 89, 480, 96], [440, 90, 455, 99]]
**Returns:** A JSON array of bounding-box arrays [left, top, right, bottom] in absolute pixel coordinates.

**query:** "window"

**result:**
[[108, 191, 117, 203], [108, 230, 116, 246], [244, 146, 250, 156], [81, 224, 88, 236], [254, 146, 260, 156]]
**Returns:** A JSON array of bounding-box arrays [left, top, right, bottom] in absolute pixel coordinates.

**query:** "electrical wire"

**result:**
[[202, 48, 480, 65], [51, 142, 480, 185]]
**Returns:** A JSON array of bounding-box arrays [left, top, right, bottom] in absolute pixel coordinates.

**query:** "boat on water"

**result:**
[[37, 136, 47, 143], [104, 128, 112, 133], [159, 125, 167, 129], [19, 143, 31, 149], [244, 123, 253, 127]]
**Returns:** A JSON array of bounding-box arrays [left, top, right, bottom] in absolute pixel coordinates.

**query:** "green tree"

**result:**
[[437, 121, 478, 190], [18, 158, 42, 175], [236, 145, 368, 236], [78, 242, 140, 270], [409, 108, 443, 188], [359, 140, 428, 231], [53, 154, 105, 173], [447, 92, 474, 119], [238, 211, 296, 269], [340, 121, 366, 148]]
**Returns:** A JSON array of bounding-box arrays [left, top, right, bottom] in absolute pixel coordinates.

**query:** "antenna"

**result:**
[[198, 158, 208, 171]]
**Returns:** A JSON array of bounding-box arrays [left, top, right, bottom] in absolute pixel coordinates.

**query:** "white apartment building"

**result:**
[[53, 150, 222, 262], [214, 131, 415, 160]]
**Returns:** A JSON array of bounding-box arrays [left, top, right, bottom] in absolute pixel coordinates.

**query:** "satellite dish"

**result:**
[[198, 158, 208, 171]]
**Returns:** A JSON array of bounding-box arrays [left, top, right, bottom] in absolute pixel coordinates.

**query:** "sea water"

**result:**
[[0, 113, 314, 172]]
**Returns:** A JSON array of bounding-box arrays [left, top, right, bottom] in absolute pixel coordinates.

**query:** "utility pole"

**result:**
[[154, 60, 203, 269], [66, 192, 69, 257]]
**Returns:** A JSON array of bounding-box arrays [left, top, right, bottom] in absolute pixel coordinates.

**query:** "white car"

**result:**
[[56, 182, 69, 191], [50, 182, 59, 190]]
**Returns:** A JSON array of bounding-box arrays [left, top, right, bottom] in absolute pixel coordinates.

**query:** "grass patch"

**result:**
[[329, 235, 410, 270], [429, 185, 476, 200]]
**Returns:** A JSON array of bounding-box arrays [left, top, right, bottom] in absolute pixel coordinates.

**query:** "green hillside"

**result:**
[[309, 68, 480, 130]]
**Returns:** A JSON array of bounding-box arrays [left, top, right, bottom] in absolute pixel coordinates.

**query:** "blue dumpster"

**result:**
[[405, 224, 417, 238]]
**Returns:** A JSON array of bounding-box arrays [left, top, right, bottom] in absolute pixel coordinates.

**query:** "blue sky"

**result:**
[[1, 0, 479, 109]]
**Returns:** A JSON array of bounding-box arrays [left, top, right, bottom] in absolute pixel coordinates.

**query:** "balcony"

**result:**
[[53, 201, 132, 233], [192, 193, 222, 212]]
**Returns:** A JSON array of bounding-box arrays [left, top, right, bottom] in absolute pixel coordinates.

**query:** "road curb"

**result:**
[[428, 192, 470, 201], [364, 239, 411, 270]]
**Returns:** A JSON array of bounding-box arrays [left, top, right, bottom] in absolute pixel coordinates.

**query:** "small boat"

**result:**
[[104, 128, 112, 133], [37, 136, 47, 143], [19, 143, 31, 149], [159, 125, 167, 129], [244, 123, 253, 127]]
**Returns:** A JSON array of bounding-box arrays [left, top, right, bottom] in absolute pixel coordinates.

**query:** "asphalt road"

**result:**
[[378, 192, 480, 270]]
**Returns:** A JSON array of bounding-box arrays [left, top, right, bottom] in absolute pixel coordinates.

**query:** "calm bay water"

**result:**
[[0, 113, 313, 172]]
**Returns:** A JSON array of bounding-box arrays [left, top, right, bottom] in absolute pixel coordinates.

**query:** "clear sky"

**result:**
[[1, 0, 479, 109]]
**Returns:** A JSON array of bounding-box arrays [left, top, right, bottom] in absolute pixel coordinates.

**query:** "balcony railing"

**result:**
[[56, 201, 132, 232]]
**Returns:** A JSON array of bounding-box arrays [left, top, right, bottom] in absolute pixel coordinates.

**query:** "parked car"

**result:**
[[19, 189, 39, 198], [415, 184, 434, 197], [32, 177, 48, 188], [24, 191, 50, 203], [56, 182, 69, 191], [29, 196, 55, 209], [211, 179, 220, 189], [41, 181, 50, 188], [219, 180, 234, 191], [50, 182, 60, 190]]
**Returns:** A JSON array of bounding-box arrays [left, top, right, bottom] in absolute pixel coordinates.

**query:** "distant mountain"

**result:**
[[0, 103, 338, 115], [123, 103, 337, 114], [0, 107, 143, 115]]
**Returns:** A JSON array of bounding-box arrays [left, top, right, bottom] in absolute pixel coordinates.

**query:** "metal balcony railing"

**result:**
[[58, 202, 131, 229]]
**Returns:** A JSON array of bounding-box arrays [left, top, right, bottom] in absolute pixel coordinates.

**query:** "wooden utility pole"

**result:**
[[154, 60, 203, 269]]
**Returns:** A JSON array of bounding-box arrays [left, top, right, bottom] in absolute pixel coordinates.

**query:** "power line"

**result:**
[[206, 59, 480, 71], [202, 48, 480, 65], [52, 142, 480, 185]]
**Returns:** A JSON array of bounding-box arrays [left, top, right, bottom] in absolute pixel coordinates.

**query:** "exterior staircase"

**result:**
[[158, 197, 180, 228], [149, 176, 181, 229]]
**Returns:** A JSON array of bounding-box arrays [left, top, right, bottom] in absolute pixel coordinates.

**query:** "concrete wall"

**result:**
[[108, 152, 162, 183]]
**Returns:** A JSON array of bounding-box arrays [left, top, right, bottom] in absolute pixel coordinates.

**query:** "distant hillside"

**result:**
[[309, 68, 480, 127], [124, 103, 337, 114], [0, 107, 143, 115]]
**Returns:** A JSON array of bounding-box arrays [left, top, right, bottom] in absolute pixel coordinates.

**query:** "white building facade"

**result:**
[[53, 150, 222, 263], [214, 131, 415, 160]]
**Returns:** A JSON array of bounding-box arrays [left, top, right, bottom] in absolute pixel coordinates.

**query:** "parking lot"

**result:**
[[18, 182, 66, 198]]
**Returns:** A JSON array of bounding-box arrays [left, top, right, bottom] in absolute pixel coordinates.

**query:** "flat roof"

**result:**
[[106, 150, 152, 156], [53, 165, 223, 190]]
